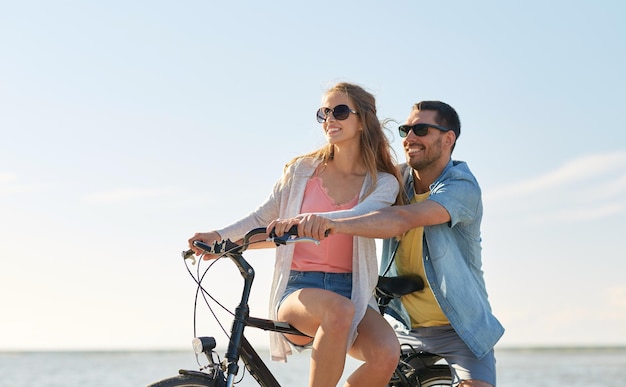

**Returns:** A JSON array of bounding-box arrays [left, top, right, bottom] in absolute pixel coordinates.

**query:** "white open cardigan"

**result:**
[[217, 157, 400, 362]]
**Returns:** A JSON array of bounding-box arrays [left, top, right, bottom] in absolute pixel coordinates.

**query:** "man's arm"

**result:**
[[292, 200, 451, 240]]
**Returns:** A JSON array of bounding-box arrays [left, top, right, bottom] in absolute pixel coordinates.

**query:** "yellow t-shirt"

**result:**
[[396, 192, 450, 328]]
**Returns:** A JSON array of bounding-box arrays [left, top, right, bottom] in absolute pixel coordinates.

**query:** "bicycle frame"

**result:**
[[186, 228, 311, 387], [222, 248, 310, 386]]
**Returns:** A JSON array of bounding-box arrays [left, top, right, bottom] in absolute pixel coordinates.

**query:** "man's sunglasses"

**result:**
[[398, 123, 453, 138], [316, 104, 358, 123]]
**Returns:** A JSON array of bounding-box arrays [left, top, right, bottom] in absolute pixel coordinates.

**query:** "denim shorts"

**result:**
[[278, 270, 353, 309]]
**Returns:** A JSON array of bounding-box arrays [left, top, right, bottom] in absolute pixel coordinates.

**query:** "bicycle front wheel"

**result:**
[[146, 370, 224, 387]]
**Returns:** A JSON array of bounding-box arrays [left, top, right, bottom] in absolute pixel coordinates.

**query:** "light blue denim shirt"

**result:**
[[380, 160, 504, 359]]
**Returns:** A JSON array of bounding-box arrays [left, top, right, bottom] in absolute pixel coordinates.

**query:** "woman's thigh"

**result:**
[[279, 287, 355, 345], [348, 307, 400, 361], [278, 271, 355, 345]]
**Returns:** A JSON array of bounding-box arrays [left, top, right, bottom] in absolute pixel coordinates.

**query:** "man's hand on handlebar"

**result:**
[[267, 214, 334, 241]]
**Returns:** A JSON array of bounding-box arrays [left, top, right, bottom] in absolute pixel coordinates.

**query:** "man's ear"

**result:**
[[445, 131, 456, 148]]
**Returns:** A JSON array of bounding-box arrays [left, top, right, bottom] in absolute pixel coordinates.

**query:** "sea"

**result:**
[[0, 347, 624, 386]]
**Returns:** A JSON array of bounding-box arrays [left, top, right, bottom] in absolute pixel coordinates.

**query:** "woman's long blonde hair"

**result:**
[[286, 82, 404, 205]]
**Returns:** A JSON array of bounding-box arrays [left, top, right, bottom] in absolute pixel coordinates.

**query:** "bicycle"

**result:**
[[146, 227, 452, 387]]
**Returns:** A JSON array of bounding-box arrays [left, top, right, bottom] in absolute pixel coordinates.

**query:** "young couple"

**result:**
[[188, 82, 503, 387]]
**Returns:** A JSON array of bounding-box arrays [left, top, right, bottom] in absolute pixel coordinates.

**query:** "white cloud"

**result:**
[[593, 173, 626, 200], [525, 201, 626, 224], [485, 151, 626, 202], [484, 151, 626, 224]]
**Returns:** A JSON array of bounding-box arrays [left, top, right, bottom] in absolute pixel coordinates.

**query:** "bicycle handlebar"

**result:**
[[182, 226, 321, 261]]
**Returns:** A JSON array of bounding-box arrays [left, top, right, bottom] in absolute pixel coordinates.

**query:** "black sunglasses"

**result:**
[[398, 123, 452, 138], [316, 104, 358, 123]]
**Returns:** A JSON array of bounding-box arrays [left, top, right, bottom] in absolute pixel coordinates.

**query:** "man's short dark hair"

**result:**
[[413, 100, 461, 140]]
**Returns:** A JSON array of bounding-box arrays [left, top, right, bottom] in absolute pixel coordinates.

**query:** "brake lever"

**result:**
[[181, 239, 230, 265], [267, 234, 321, 246], [182, 249, 197, 265]]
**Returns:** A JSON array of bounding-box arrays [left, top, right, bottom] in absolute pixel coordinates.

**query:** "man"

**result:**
[[269, 101, 504, 386]]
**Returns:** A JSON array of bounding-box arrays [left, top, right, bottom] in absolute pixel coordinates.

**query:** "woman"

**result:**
[[189, 82, 402, 387]]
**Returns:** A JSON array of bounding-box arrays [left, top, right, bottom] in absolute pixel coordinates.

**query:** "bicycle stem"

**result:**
[[224, 252, 255, 384]]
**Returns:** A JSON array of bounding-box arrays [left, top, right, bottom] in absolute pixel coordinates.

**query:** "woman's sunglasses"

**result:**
[[316, 104, 358, 123], [398, 123, 452, 138]]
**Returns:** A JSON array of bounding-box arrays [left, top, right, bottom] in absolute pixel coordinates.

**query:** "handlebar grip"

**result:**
[[193, 240, 225, 254], [268, 225, 330, 239], [267, 225, 330, 243], [268, 225, 299, 239]]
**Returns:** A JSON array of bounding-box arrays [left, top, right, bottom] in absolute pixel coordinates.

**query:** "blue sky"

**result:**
[[1, 1, 625, 351]]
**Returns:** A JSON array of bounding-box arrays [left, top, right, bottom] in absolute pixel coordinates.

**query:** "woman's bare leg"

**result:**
[[279, 288, 355, 387], [344, 308, 400, 387]]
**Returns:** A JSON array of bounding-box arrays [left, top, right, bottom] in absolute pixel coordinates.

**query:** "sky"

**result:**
[[1, 1, 625, 352]]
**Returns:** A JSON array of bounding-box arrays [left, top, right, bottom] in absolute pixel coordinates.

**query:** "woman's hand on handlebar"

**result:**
[[188, 231, 222, 260], [268, 214, 334, 241]]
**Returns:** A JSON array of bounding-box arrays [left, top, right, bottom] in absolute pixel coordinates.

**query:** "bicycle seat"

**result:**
[[376, 275, 424, 298]]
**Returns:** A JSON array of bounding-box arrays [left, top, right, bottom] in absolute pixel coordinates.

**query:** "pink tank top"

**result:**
[[292, 176, 358, 273]]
